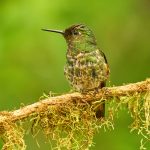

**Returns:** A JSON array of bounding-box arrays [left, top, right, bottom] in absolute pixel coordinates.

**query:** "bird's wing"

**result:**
[[99, 50, 108, 64], [99, 49, 110, 77]]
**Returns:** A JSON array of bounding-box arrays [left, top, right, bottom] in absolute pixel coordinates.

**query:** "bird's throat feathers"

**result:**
[[66, 35, 98, 55]]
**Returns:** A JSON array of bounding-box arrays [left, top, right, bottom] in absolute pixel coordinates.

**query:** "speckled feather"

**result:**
[[64, 49, 109, 92], [63, 24, 109, 93]]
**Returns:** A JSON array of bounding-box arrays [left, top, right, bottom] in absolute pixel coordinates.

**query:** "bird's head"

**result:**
[[42, 24, 97, 53]]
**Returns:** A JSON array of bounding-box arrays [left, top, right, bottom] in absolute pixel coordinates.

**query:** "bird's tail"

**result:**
[[96, 101, 105, 118], [95, 82, 105, 118]]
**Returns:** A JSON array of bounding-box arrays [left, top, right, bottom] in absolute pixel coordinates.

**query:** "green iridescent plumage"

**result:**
[[63, 24, 109, 92], [42, 24, 110, 117]]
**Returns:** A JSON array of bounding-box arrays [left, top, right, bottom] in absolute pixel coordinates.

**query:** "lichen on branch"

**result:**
[[0, 79, 150, 150]]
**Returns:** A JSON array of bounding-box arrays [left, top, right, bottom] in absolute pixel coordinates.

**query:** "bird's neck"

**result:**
[[67, 40, 98, 55]]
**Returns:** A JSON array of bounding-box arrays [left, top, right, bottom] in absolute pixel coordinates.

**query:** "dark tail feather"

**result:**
[[96, 102, 105, 118], [95, 82, 105, 118]]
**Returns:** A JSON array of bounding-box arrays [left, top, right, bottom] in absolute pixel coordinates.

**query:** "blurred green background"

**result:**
[[0, 0, 150, 149]]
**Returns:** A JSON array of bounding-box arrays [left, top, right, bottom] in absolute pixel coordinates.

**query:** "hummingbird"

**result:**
[[42, 24, 110, 118]]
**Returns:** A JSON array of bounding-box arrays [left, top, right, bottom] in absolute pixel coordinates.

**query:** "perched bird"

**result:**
[[42, 24, 110, 118]]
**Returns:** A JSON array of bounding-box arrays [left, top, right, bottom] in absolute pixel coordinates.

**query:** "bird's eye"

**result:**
[[73, 30, 79, 35]]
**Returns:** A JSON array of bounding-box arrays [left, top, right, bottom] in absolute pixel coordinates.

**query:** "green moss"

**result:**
[[109, 91, 150, 150], [0, 119, 25, 150], [1, 91, 150, 150], [31, 98, 113, 150]]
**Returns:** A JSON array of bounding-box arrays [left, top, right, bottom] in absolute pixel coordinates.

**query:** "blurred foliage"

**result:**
[[0, 0, 150, 149]]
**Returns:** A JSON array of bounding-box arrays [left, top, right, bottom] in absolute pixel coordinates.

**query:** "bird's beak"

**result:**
[[41, 28, 64, 35]]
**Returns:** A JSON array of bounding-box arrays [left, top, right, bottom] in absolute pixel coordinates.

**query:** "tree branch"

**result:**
[[1, 78, 150, 123]]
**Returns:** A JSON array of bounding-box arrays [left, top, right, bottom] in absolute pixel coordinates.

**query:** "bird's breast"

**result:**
[[64, 50, 109, 92]]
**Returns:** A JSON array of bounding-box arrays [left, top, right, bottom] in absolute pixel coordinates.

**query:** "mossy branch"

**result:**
[[0, 78, 150, 150], [7, 78, 150, 122]]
